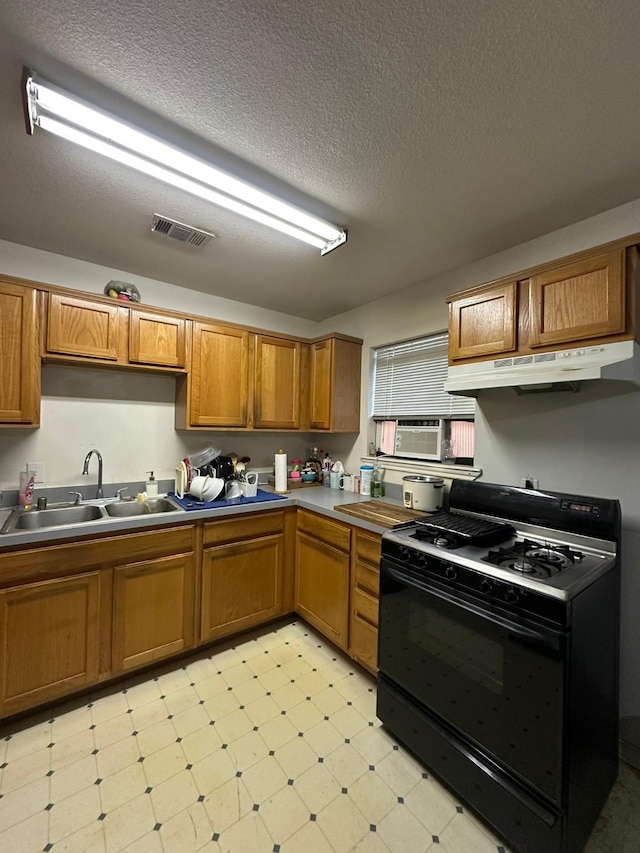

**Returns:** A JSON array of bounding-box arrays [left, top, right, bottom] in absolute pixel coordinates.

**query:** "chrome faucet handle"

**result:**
[[68, 491, 83, 506], [115, 487, 128, 501]]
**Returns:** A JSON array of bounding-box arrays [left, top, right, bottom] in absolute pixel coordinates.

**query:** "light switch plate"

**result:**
[[28, 462, 45, 484]]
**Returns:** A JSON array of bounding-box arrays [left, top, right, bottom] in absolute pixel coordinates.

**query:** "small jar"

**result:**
[[291, 459, 302, 480]]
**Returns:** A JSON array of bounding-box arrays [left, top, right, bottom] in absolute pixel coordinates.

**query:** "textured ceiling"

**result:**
[[1, 1, 640, 320]]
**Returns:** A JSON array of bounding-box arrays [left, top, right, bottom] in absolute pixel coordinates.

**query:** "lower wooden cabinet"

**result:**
[[350, 530, 381, 675], [0, 506, 384, 720], [295, 510, 351, 650], [0, 571, 109, 716], [112, 553, 195, 673], [200, 511, 288, 642]]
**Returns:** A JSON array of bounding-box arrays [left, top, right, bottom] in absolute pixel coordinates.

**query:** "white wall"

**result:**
[[323, 196, 640, 732]]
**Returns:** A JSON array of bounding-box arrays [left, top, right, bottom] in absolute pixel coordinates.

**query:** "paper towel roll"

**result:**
[[274, 449, 288, 493]]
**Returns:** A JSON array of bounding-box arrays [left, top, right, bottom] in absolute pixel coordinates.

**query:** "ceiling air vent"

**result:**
[[150, 214, 216, 247]]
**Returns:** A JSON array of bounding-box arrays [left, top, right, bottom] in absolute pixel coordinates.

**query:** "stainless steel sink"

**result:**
[[104, 498, 181, 517], [0, 496, 184, 534], [3, 504, 105, 532]]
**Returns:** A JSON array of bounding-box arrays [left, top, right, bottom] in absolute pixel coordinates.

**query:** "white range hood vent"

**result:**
[[445, 340, 640, 396]]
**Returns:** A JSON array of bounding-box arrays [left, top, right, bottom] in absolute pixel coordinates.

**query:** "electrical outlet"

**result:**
[[521, 475, 539, 490], [27, 462, 45, 484]]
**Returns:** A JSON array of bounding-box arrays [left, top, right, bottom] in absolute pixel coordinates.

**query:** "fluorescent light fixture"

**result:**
[[23, 69, 347, 254]]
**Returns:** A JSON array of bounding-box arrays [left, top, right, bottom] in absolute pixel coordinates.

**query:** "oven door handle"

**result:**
[[383, 563, 561, 648]]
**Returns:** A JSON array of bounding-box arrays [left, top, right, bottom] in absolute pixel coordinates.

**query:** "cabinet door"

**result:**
[[309, 339, 333, 429], [0, 572, 105, 716], [129, 309, 186, 368], [190, 322, 250, 426], [350, 531, 380, 675], [448, 282, 517, 361], [295, 531, 349, 650], [0, 282, 40, 425], [112, 553, 195, 673], [528, 250, 625, 348], [254, 335, 300, 429], [47, 293, 123, 361], [201, 534, 283, 642]]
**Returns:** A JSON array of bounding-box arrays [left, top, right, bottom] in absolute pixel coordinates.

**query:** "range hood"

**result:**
[[445, 340, 640, 395]]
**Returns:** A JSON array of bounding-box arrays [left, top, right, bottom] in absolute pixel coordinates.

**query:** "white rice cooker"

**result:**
[[402, 475, 444, 512]]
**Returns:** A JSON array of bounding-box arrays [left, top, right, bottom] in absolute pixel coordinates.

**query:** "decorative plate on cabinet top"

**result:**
[[104, 280, 141, 303]]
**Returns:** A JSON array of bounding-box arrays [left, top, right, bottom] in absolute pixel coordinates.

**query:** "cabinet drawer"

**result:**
[[354, 530, 381, 566], [203, 510, 284, 546], [297, 509, 351, 553], [351, 615, 378, 675], [353, 588, 378, 628], [354, 561, 379, 599]]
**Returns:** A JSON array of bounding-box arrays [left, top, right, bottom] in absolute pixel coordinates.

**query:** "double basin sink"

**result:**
[[1, 497, 182, 535]]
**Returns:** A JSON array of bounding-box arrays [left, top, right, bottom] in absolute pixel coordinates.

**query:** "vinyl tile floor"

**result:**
[[0, 620, 637, 853]]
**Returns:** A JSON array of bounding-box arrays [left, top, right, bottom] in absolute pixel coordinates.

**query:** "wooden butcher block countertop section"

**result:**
[[334, 500, 430, 528]]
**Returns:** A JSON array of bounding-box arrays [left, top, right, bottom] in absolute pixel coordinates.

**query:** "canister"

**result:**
[[360, 464, 374, 496]]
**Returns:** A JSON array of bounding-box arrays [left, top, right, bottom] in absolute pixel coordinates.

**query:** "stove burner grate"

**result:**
[[483, 539, 584, 578]]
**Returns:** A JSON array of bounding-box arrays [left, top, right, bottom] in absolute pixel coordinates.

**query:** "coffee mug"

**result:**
[[244, 471, 259, 486], [343, 473, 354, 492], [330, 471, 344, 489]]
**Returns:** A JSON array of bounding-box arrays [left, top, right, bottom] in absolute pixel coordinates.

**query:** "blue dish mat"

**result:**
[[168, 489, 287, 511]]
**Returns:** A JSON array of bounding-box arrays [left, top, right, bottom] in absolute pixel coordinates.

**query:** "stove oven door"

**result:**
[[379, 558, 565, 805]]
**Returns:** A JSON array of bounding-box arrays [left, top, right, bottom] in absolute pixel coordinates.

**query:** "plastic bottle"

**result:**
[[360, 464, 374, 496], [146, 471, 158, 498], [371, 464, 383, 498]]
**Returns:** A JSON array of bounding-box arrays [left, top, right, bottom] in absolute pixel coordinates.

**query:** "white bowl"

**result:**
[[201, 477, 224, 501], [189, 475, 223, 501]]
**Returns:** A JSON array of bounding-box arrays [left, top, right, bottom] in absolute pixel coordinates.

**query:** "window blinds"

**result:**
[[371, 332, 476, 418]]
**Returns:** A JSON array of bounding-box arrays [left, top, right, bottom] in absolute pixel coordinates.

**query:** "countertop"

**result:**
[[0, 488, 401, 551]]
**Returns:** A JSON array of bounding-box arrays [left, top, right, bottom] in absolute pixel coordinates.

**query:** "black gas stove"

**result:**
[[377, 479, 621, 853], [384, 483, 617, 603]]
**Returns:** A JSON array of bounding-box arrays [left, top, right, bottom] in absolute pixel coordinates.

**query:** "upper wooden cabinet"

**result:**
[[448, 243, 635, 364], [186, 321, 250, 427], [45, 292, 187, 370], [528, 250, 625, 348], [254, 335, 301, 429], [47, 292, 125, 361], [179, 329, 362, 432], [448, 282, 517, 361], [1, 275, 362, 432], [0, 280, 40, 426], [308, 336, 361, 432], [129, 308, 186, 368]]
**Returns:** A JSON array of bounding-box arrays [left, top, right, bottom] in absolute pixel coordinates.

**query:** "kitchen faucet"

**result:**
[[82, 449, 104, 499]]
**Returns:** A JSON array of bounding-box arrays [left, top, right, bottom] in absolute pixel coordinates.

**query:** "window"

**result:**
[[370, 332, 475, 418]]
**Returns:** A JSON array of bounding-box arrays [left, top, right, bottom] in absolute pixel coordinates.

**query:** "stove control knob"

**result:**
[[416, 552, 429, 567], [479, 578, 493, 594], [445, 565, 457, 581], [398, 546, 411, 561], [504, 586, 520, 604]]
